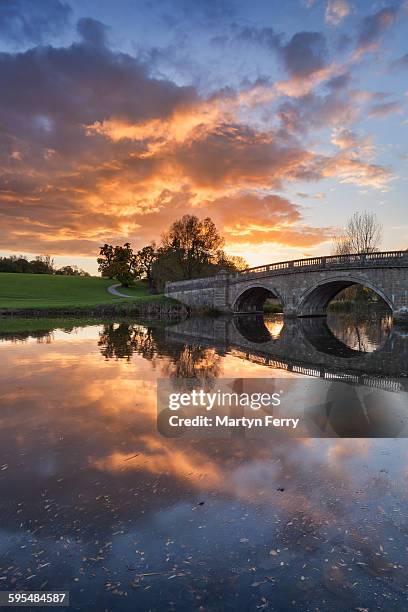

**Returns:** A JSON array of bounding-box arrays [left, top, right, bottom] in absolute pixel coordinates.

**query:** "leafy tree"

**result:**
[[96, 215, 248, 291], [212, 251, 248, 273], [0, 256, 30, 273], [55, 265, 90, 276], [161, 215, 224, 280], [97, 242, 137, 287], [135, 243, 158, 293], [150, 216, 247, 290], [97, 244, 115, 278], [0, 254, 55, 274], [150, 249, 183, 291], [28, 255, 54, 274]]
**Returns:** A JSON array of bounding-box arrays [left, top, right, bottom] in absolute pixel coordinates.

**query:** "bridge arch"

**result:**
[[233, 284, 285, 313], [298, 275, 393, 317]]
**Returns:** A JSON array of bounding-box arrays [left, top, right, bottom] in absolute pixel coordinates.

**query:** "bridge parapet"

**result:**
[[235, 250, 408, 279], [165, 274, 227, 293]]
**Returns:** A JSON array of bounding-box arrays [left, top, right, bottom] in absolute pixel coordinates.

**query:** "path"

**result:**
[[107, 283, 135, 298]]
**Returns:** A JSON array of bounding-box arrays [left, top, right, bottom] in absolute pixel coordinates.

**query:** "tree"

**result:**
[[134, 243, 158, 293], [331, 212, 383, 305], [161, 215, 224, 280], [150, 216, 248, 291], [0, 255, 31, 273], [55, 265, 90, 276], [97, 242, 137, 287], [212, 251, 248, 273], [331, 231, 351, 256], [96, 215, 248, 291], [29, 255, 54, 274], [332, 211, 383, 255], [97, 244, 115, 278]]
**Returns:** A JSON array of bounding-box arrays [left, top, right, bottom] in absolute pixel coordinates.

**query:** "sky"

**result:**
[[0, 0, 407, 274]]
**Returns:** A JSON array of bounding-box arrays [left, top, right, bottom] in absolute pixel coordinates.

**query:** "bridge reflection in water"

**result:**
[[164, 313, 408, 438], [165, 313, 407, 392]]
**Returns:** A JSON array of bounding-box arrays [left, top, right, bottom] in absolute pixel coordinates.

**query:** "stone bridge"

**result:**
[[165, 251, 408, 322]]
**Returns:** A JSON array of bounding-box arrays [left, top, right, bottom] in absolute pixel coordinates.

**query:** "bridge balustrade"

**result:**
[[237, 250, 408, 278]]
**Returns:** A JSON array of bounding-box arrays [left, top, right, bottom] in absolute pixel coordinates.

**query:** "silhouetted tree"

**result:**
[[97, 242, 137, 287], [161, 215, 224, 279], [0, 254, 54, 274], [55, 265, 89, 276], [135, 243, 158, 293], [97, 244, 115, 278], [96, 216, 248, 290], [213, 251, 247, 273], [150, 215, 248, 290]]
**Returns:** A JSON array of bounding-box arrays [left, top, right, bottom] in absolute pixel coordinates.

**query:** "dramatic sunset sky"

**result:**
[[0, 0, 407, 273]]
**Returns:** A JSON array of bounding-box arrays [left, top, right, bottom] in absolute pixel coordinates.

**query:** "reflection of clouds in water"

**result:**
[[0, 330, 388, 503], [91, 435, 223, 490], [264, 317, 285, 339]]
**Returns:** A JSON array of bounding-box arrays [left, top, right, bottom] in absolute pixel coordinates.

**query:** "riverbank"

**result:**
[[0, 273, 185, 318], [328, 300, 387, 313]]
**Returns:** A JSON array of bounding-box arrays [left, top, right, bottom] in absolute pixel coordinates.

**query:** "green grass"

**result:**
[[263, 303, 283, 314], [0, 273, 170, 311]]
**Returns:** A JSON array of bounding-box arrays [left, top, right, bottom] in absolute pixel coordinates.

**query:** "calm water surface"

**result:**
[[0, 313, 407, 611]]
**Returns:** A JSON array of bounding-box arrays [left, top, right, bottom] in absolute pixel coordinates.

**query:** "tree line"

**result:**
[[98, 211, 396, 292], [0, 254, 89, 276], [97, 215, 247, 290]]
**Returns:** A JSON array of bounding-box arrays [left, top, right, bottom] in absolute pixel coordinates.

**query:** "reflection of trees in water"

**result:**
[[327, 311, 392, 353], [98, 323, 159, 362], [0, 330, 54, 344], [98, 322, 221, 389], [162, 345, 221, 391]]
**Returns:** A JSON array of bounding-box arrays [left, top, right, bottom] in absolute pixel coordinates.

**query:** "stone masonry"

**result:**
[[165, 251, 408, 322]]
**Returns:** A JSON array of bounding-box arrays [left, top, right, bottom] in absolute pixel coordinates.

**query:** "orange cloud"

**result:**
[[0, 28, 396, 262], [320, 153, 392, 188]]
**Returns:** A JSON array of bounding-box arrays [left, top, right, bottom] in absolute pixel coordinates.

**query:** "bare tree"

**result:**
[[331, 231, 351, 255], [332, 211, 383, 255]]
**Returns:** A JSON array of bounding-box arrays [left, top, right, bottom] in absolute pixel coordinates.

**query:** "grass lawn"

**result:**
[[0, 273, 169, 311]]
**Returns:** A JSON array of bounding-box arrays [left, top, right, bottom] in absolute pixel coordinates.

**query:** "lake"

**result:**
[[0, 312, 407, 611]]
